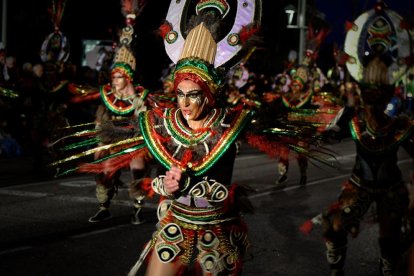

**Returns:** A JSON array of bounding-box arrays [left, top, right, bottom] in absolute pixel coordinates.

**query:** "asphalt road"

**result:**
[[0, 139, 412, 276]]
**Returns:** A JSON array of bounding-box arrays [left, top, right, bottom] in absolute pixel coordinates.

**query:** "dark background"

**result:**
[[3, 0, 414, 89]]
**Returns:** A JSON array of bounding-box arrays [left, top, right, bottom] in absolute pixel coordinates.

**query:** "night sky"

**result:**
[[3, 0, 414, 88]]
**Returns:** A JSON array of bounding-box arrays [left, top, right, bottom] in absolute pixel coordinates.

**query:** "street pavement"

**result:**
[[0, 139, 412, 276]]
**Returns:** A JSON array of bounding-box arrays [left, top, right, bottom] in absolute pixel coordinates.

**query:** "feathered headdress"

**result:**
[[161, 0, 262, 105], [40, 0, 70, 63], [111, 0, 147, 81]]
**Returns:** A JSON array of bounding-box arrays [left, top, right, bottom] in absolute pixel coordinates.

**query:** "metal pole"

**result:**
[[298, 0, 306, 64], [1, 0, 7, 48]]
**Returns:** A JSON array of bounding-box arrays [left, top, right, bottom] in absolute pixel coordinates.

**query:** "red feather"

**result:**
[[345, 21, 354, 32], [70, 92, 100, 103], [141, 178, 155, 198], [338, 52, 350, 65], [153, 131, 171, 143], [181, 149, 193, 166], [158, 21, 173, 39], [239, 25, 259, 45], [299, 220, 314, 235], [78, 148, 147, 178], [245, 134, 287, 158], [153, 107, 166, 118]]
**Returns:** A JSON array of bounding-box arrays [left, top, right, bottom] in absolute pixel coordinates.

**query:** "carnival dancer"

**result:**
[[62, 0, 151, 224], [89, 0, 151, 224], [262, 65, 315, 187], [126, 0, 262, 273], [51, 0, 333, 274], [302, 3, 414, 275], [323, 56, 413, 276], [262, 25, 331, 187]]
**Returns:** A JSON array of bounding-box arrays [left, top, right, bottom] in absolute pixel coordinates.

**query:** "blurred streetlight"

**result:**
[[284, 0, 307, 64]]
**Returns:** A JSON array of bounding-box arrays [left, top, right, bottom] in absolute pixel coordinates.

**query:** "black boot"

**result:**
[[89, 205, 111, 223], [298, 156, 308, 186], [326, 241, 347, 276], [131, 199, 145, 225], [90, 177, 114, 223], [275, 161, 288, 188]]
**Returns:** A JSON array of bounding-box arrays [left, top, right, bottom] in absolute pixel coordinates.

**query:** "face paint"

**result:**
[[176, 80, 208, 123], [177, 90, 204, 105]]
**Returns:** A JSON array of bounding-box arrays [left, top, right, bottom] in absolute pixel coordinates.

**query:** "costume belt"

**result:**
[[170, 201, 236, 228]]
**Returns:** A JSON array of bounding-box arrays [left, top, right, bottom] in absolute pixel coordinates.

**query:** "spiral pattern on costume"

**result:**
[[210, 182, 228, 202], [157, 199, 172, 221], [152, 176, 170, 196], [222, 253, 237, 271], [188, 180, 229, 202], [200, 230, 219, 249], [160, 223, 183, 243], [155, 223, 184, 263], [189, 181, 208, 198], [156, 244, 179, 263], [199, 251, 220, 273]]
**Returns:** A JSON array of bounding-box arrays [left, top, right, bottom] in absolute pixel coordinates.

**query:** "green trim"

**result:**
[[140, 109, 253, 175], [112, 62, 134, 80], [100, 85, 135, 116], [349, 118, 414, 154], [173, 58, 224, 86]]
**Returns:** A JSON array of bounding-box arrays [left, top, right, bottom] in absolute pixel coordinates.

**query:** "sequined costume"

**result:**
[[62, 1, 151, 224], [90, 1, 152, 223], [280, 68, 314, 185], [90, 81, 149, 223], [261, 66, 315, 186], [130, 106, 252, 274]]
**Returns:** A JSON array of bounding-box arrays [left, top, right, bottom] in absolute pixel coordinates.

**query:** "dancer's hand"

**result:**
[[164, 165, 182, 194]]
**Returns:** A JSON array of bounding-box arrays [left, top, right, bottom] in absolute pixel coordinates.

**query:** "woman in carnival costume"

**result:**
[[261, 25, 335, 188], [301, 3, 414, 275], [125, 0, 336, 273], [52, 0, 333, 274], [60, 0, 152, 224], [88, 2, 150, 224], [127, 1, 262, 274]]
